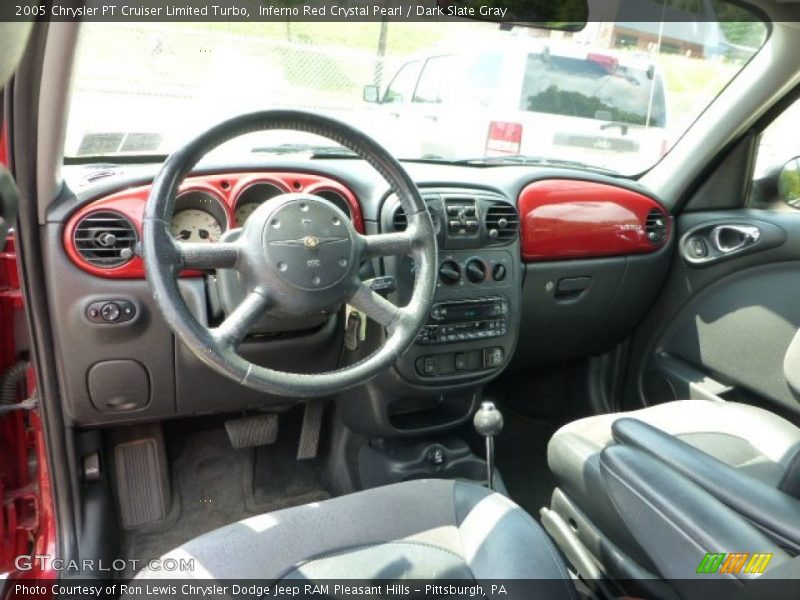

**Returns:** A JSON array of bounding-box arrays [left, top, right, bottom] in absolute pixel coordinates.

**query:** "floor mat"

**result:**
[[249, 406, 330, 511], [122, 428, 252, 569], [493, 406, 559, 518], [122, 411, 329, 570]]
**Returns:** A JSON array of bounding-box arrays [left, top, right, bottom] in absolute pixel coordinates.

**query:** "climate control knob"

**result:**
[[465, 259, 487, 284], [492, 263, 507, 281], [438, 260, 461, 285]]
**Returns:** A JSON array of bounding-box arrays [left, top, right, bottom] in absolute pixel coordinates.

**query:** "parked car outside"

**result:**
[[364, 40, 669, 173]]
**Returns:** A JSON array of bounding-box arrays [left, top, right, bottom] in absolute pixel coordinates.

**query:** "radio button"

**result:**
[[422, 357, 437, 375], [483, 347, 505, 368]]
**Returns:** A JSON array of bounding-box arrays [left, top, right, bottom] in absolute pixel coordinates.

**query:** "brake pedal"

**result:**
[[225, 414, 279, 449]]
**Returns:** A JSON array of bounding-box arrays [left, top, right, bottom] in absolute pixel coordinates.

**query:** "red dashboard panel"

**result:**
[[518, 179, 669, 261], [64, 172, 364, 278]]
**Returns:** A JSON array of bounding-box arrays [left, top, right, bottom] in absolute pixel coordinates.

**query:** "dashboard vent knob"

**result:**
[[485, 203, 519, 244], [645, 209, 668, 244], [73, 210, 137, 268]]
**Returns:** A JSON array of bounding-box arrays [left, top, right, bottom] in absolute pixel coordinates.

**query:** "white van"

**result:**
[[364, 41, 668, 173]]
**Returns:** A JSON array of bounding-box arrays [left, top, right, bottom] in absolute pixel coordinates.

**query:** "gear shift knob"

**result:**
[[473, 401, 503, 490], [473, 401, 504, 437]]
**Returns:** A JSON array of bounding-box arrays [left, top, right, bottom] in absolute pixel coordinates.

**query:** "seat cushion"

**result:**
[[135, 479, 576, 598], [547, 400, 800, 566]]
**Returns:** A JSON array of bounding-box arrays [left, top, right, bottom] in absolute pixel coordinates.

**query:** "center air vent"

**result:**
[[73, 211, 137, 268], [645, 209, 668, 244], [391, 204, 440, 232], [485, 203, 519, 244]]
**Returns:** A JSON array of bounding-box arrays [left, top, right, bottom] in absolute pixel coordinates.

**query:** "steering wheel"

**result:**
[[142, 111, 437, 397]]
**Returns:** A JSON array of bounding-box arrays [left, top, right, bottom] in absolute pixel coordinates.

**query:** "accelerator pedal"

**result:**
[[297, 400, 325, 461]]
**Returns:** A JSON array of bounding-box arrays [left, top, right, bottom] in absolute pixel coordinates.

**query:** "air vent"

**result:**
[[645, 209, 668, 244], [485, 203, 519, 243], [391, 204, 439, 232], [73, 211, 137, 268], [392, 206, 409, 231]]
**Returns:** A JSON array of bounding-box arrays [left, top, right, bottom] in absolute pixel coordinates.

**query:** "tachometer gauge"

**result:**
[[234, 201, 261, 226], [171, 209, 223, 243]]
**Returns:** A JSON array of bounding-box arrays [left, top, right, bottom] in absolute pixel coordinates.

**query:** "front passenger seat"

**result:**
[[547, 399, 800, 578]]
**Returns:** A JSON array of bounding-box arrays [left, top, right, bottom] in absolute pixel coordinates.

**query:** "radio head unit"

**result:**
[[416, 297, 509, 345]]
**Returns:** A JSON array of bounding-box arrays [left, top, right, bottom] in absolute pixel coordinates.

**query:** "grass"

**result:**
[[658, 53, 741, 126]]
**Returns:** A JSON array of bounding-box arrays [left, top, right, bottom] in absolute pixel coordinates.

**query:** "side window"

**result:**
[[383, 60, 421, 105], [412, 56, 454, 104], [751, 97, 800, 209]]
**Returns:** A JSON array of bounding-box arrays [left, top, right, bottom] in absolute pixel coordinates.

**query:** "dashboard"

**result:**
[[48, 159, 672, 431]]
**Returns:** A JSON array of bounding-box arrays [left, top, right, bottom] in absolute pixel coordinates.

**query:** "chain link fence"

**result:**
[[67, 23, 412, 154]]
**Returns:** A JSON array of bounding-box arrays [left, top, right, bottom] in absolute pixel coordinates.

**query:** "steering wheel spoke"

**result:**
[[361, 230, 414, 258], [178, 241, 240, 270], [211, 289, 270, 348], [349, 282, 404, 332]]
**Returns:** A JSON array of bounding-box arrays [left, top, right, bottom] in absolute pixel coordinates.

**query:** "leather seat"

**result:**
[[135, 479, 576, 597], [547, 399, 800, 568]]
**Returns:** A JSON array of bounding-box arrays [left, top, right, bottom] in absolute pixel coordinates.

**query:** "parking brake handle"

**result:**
[[473, 401, 504, 490]]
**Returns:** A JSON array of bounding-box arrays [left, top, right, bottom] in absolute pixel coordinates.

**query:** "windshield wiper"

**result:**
[[251, 143, 357, 158], [448, 155, 621, 175]]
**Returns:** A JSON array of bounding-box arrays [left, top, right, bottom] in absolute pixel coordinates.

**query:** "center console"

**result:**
[[381, 188, 521, 386]]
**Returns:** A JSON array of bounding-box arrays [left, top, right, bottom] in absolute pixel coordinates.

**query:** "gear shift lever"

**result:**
[[473, 401, 504, 490]]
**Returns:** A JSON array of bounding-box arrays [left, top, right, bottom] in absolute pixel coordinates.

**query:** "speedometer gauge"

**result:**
[[234, 202, 261, 226], [171, 209, 223, 243]]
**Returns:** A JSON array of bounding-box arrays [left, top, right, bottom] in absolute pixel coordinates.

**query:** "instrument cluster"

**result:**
[[64, 171, 364, 278]]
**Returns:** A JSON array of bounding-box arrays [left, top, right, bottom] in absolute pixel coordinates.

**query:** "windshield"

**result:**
[[65, 12, 768, 175]]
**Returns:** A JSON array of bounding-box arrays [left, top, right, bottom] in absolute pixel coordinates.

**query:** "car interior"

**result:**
[[4, 2, 800, 599]]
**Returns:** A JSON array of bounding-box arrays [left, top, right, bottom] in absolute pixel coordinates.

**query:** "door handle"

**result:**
[[710, 224, 760, 254], [682, 220, 785, 267]]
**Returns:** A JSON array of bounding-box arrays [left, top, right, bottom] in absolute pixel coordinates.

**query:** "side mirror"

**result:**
[[778, 157, 800, 207], [363, 85, 380, 104]]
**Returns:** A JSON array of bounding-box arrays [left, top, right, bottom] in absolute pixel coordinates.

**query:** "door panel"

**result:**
[[628, 208, 800, 417]]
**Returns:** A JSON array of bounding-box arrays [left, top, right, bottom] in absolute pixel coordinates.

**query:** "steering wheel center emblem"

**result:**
[[262, 197, 356, 290]]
